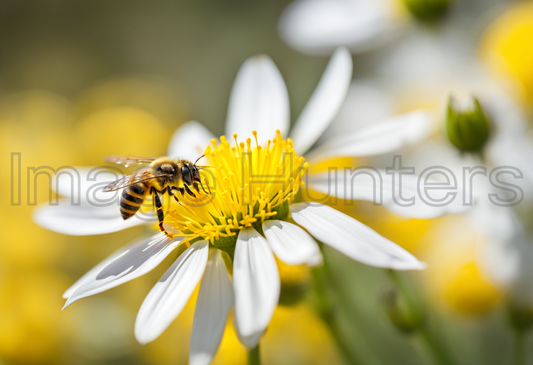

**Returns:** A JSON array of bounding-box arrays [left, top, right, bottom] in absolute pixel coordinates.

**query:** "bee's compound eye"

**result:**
[[191, 166, 201, 181], [181, 165, 192, 185]]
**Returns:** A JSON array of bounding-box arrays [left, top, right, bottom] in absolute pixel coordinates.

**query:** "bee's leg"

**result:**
[[198, 178, 210, 194], [167, 186, 185, 197], [193, 182, 200, 193], [183, 184, 196, 198], [165, 186, 176, 197], [167, 186, 184, 205], [151, 187, 171, 238]]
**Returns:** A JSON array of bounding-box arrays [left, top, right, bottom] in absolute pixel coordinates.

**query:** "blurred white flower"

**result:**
[[278, 0, 403, 55], [329, 30, 533, 307]]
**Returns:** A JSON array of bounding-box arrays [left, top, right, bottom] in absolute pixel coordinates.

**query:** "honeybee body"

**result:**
[[119, 182, 149, 220], [103, 156, 208, 237]]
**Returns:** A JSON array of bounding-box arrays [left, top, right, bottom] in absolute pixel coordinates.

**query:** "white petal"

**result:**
[[279, 0, 399, 55], [468, 193, 517, 242], [33, 199, 148, 236], [167, 120, 215, 162], [317, 80, 393, 144], [225, 55, 290, 143], [473, 206, 533, 305], [52, 166, 123, 203], [63, 234, 181, 307], [306, 110, 435, 162], [135, 240, 209, 344], [232, 323, 263, 353], [62, 240, 134, 299], [189, 249, 233, 365], [290, 47, 352, 155], [477, 209, 524, 289], [488, 130, 533, 203], [262, 220, 322, 266], [291, 203, 426, 270], [307, 167, 466, 219], [233, 228, 280, 348]]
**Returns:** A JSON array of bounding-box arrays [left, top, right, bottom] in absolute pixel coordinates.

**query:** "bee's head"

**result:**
[[156, 162, 179, 180], [179, 162, 195, 186]]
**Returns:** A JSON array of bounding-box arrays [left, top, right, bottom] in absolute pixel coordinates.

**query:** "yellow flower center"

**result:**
[[165, 130, 307, 256]]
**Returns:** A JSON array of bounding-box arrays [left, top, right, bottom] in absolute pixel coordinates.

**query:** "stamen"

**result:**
[[164, 132, 306, 250]]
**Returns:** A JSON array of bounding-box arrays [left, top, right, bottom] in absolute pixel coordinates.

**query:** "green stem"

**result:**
[[512, 330, 526, 365], [248, 344, 260, 365], [312, 263, 363, 365], [388, 270, 455, 365], [320, 250, 383, 365], [312, 244, 384, 365], [416, 323, 455, 365], [327, 309, 364, 365]]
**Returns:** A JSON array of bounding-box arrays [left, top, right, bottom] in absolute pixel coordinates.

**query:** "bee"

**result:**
[[102, 155, 209, 237]]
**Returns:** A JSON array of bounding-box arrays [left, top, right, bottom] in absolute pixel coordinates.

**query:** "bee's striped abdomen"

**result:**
[[120, 183, 146, 220]]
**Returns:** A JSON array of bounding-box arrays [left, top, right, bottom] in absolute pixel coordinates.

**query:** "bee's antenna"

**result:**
[[194, 154, 205, 166]]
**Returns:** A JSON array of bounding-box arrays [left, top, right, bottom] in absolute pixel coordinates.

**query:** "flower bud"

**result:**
[[446, 95, 491, 153], [380, 286, 423, 334], [403, 0, 451, 23]]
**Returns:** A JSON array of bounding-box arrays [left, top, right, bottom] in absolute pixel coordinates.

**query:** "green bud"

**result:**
[[380, 286, 423, 334], [403, 0, 451, 23], [446, 95, 491, 153]]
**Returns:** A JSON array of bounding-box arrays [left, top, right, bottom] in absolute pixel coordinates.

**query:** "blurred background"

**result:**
[[2, 0, 533, 364]]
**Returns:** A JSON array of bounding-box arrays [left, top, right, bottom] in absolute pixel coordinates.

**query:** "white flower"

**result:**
[[34, 48, 443, 365], [278, 0, 404, 55], [334, 32, 533, 306]]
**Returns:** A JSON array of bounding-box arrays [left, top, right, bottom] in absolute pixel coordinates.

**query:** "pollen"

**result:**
[[164, 130, 307, 257]]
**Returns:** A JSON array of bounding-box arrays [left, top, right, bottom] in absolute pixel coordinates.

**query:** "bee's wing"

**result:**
[[102, 169, 171, 192], [104, 155, 155, 168]]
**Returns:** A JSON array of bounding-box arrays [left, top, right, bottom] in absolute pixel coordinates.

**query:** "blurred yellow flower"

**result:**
[[75, 77, 189, 126], [365, 212, 436, 255], [211, 318, 248, 365], [277, 259, 311, 306], [0, 90, 79, 167], [0, 77, 188, 365], [442, 262, 501, 316], [261, 304, 341, 365], [283, 155, 359, 218], [306, 156, 358, 175], [479, 3, 533, 104], [75, 107, 169, 165], [212, 304, 338, 365], [277, 260, 310, 289], [0, 270, 69, 364], [424, 216, 501, 316]]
